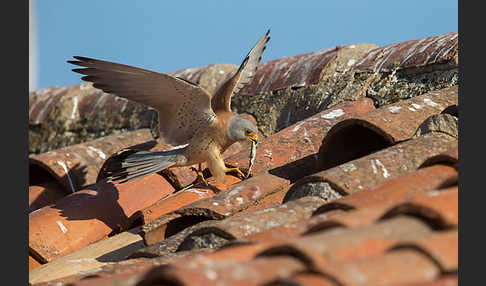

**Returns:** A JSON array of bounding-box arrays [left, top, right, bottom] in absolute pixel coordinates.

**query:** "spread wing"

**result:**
[[68, 56, 216, 146], [211, 29, 270, 112]]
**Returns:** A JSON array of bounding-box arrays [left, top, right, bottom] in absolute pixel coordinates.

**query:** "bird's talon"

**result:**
[[226, 167, 246, 179]]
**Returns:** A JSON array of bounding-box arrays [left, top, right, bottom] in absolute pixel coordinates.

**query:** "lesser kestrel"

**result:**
[[68, 30, 270, 185]]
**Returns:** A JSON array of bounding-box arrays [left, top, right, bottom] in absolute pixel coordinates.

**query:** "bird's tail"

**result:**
[[103, 149, 179, 184]]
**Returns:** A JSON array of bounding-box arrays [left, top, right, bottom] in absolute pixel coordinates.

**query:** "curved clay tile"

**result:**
[[141, 173, 290, 246], [419, 144, 458, 170], [238, 46, 338, 96], [225, 97, 375, 182], [297, 133, 457, 196], [127, 175, 241, 228], [379, 186, 458, 230], [29, 128, 154, 193], [317, 86, 458, 171], [351, 32, 458, 73], [305, 185, 457, 236], [176, 197, 324, 253], [413, 113, 458, 139], [29, 174, 174, 264], [311, 164, 457, 216], [387, 230, 458, 274]]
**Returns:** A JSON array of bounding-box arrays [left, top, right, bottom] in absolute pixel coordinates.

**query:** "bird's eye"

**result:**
[[245, 130, 252, 135]]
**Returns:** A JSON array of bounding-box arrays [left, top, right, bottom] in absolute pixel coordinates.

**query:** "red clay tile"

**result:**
[[29, 254, 42, 271], [351, 32, 458, 73], [29, 85, 71, 125], [55, 256, 306, 286], [312, 164, 457, 216], [135, 217, 222, 256], [29, 180, 66, 212], [226, 98, 375, 181], [29, 174, 175, 263], [318, 86, 458, 171], [136, 256, 307, 286], [177, 173, 289, 217], [239, 46, 338, 96], [306, 185, 457, 234], [29, 128, 155, 193], [388, 230, 458, 273], [319, 249, 442, 286], [141, 173, 289, 245], [281, 273, 337, 286], [127, 175, 241, 227], [231, 188, 287, 216], [419, 143, 458, 169], [300, 133, 457, 196], [380, 186, 458, 229], [195, 242, 270, 263], [176, 197, 325, 252], [258, 216, 432, 264], [391, 275, 457, 286]]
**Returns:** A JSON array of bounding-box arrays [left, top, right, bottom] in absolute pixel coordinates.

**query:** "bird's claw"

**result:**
[[226, 167, 247, 180], [189, 166, 209, 186]]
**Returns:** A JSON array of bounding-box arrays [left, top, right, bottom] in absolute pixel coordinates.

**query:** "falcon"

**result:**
[[68, 30, 270, 186]]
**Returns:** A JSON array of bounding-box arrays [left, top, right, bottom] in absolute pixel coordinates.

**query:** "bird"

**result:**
[[68, 30, 270, 186]]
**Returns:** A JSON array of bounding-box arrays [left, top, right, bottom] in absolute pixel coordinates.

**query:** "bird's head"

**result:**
[[227, 116, 258, 144]]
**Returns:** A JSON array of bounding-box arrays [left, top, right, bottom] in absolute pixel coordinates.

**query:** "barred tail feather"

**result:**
[[103, 149, 178, 184]]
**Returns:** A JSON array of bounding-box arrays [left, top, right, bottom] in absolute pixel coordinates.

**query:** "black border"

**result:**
[[458, 1, 479, 285], [5, 0, 29, 284]]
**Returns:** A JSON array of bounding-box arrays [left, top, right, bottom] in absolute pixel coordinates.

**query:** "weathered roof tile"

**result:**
[[29, 174, 174, 264]]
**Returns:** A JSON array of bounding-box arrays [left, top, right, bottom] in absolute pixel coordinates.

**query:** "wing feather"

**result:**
[[211, 30, 270, 112], [68, 56, 216, 146]]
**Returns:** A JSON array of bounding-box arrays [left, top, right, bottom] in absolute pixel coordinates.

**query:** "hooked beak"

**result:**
[[248, 133, 258, 144]]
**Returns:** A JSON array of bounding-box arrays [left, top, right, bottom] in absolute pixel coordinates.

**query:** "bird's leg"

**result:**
[[177, 164, 209, 192], [194, 163, 209, 186], [225, 166, 246, 179]]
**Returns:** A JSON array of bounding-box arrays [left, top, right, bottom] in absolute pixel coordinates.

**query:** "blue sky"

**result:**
[[32, 0, 457, 90]]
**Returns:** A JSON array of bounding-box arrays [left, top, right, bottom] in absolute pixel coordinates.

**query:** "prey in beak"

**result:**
[[245, 135, 258, 179]]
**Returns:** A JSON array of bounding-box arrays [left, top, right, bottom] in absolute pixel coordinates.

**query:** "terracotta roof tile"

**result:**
[[270, 273, 336, 286], [136, 256, 307, 286], [419, 143, 458, 169], [317, 86, 458, 170], [127, 175, 241, 228], [387, 230, 458, 274], [226, 97, 375, 181], [176, 197, 324, 252], [29, 255, 42, 271], [29, 32, 458, 286], [29, 174, 174, 264], [29, 85, 71, 125], [391, 275, 457, 286], [319, 249, 442, 286], [239, 46, 338, 96], [29, 180, 66, 213], [258, 216, 431, 264], [29, 226, 145, 284], [351, 32, 458, 73], [306, 185, 457, 234], [380, 186, 458, 229], [296, 133, 457, 197], [311, 164, 457, 216], [29, 128, 154, 195], [141, 173, 290, 245]]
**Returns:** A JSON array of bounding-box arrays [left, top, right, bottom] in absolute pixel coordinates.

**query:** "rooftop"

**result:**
[[29, 31, 458, 286]]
